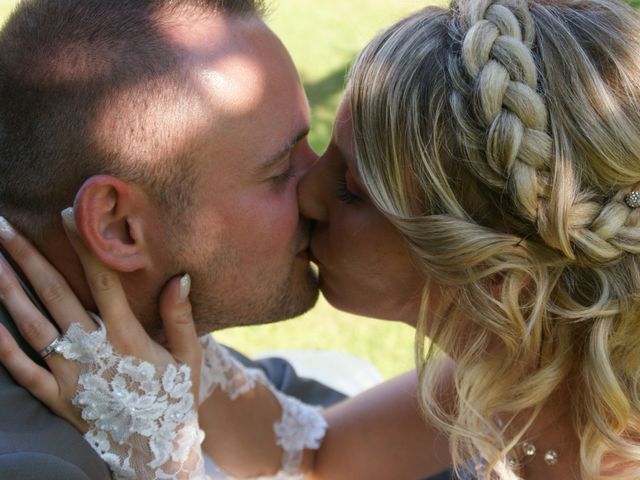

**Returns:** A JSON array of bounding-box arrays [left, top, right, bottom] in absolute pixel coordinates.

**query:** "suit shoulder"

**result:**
[[0, 451, 111, 479]]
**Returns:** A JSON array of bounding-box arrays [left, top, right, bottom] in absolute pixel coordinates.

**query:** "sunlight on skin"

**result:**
[[216, 0, 429, 378], [0, 0, 429, 378]]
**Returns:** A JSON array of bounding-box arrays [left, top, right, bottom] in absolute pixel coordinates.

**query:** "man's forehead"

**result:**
[[182, 21, 309, 176], [90, 8, 308, 178], [197, 58, 267, 116], [155, 8, 267, 69], [166, 14, 287, 118]]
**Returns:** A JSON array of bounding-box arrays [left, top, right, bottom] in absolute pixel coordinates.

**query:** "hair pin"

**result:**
[[625, 191, 640, 209]]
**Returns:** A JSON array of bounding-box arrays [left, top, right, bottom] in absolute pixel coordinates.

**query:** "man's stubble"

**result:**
[[168, 222, 319, 334]]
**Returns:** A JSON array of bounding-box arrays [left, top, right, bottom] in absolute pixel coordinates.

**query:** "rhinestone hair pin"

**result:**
[[625, 191, 640, 209]]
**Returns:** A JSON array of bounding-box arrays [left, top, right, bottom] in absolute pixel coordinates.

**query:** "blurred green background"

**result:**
[[1, 0, 638, 380]]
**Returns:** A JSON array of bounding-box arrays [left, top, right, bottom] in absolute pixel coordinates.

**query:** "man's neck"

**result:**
[[34, 229, 164, 339]]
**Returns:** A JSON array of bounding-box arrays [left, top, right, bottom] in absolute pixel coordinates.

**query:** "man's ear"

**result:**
[[72, 175, 152, 272]]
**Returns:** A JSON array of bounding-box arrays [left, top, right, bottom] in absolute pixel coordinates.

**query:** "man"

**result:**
[[0, 0, 344, 477]]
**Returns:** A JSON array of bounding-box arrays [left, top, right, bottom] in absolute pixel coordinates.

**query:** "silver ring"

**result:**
[[39, 335, 65, 360]]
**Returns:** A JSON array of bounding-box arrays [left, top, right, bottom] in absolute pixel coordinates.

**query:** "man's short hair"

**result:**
[[0, 0, 265, 239]]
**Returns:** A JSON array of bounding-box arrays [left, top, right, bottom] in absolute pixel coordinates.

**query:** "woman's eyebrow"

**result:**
[[334, 141, 357, 173]]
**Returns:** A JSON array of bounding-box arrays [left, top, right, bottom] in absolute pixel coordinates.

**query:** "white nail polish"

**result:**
[[0, 216, 14, 242], [60, 207, 78, 234], [179, 274, 191, 301]]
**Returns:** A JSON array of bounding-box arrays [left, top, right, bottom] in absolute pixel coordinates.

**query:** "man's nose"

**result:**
[[298, 156, 328, 222]]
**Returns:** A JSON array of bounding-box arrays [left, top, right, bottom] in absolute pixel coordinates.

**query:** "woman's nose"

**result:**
[[296, 140, 319, 176], [298, 155, 329, 222]]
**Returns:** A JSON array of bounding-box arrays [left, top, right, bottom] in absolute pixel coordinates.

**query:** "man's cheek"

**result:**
[[260, 200, 299, 234]]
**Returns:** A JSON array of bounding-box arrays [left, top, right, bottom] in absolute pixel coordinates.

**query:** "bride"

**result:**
[[2, 0, 640, 478]]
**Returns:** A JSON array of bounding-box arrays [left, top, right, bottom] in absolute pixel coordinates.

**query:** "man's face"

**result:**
[[153, 14, 319, 332]]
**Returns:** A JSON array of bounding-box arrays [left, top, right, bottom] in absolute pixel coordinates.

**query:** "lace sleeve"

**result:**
[[58, 317, 327, 480], [59, 315, 206, 480], [198, 335, 328, 479]]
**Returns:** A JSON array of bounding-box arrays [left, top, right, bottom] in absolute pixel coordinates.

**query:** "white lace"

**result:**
[[59, 315, 205, 480], [199, 336, 328, 479], [59, 318, 327, 480]]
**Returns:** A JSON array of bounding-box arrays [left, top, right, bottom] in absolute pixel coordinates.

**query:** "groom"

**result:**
[[0, 0, 344, 478]]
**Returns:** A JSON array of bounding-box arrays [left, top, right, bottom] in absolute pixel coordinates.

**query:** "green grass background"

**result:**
[[1, 0, 638, 379]]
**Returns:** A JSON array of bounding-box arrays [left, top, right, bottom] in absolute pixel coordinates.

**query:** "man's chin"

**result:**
[[192, 267, 319, 334], [279, 272, 320, 320]]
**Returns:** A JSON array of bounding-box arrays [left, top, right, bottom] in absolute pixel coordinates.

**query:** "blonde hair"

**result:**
[[348, 0, 640, 477]]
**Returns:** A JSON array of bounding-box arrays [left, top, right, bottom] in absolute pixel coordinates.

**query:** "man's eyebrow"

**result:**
[[255, 127, 310, 176]]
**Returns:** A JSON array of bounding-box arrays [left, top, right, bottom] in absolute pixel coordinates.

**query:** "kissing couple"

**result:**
[[2, 0, 640, 479]]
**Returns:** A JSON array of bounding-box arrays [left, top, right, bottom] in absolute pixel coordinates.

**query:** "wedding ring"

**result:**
[[39, 335, 66, 360]]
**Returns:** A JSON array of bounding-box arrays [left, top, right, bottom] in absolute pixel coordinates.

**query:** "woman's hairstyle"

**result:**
[[348, 0, 640, 477]]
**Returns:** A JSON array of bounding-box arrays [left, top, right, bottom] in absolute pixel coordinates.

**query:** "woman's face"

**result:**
[[298, 99, 426, 324]]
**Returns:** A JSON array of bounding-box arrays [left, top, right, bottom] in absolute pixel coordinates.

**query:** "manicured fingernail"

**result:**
[[179, 274, 191, 301], [60, 208, 78, 234], [0, 216, 14, 242]]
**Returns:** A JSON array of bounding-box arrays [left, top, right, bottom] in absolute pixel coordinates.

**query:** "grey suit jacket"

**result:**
[[0, 250, 348, 479]]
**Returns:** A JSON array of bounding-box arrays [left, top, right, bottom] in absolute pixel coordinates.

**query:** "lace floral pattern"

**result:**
[[199, 335, 328, 479], [59, 318, 327, 480], [199, 335, 266, 403], [273, 392, 326, 476], [59, 317, 206, 480]]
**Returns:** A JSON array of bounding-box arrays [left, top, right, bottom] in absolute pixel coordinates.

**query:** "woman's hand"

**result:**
[[0, 210, 202, 432], [0, 212, 329, 480]]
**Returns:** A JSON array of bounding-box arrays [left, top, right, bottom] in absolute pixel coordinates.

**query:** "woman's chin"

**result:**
[[319, 277, 388, 321], [318, 276, 360, 316], [319, 277, 420, 327]]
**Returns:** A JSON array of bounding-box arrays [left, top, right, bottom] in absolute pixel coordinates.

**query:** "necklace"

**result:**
[[507, 441, 559, 468]]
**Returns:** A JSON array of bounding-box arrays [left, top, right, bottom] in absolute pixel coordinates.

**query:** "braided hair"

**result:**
[[449, 0, 640, 266], [349, 0, 640, 477]]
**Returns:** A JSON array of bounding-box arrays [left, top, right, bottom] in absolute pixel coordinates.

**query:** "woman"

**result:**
[[2, 0, 640, 478]]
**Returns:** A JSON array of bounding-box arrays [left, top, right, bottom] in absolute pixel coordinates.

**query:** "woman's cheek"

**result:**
[[334, 211, 369, 268]]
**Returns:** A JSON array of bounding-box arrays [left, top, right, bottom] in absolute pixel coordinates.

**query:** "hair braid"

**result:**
[[449, 0, 550, 216], [448, 0, 640, 266], [349, 1, 640, 476]]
